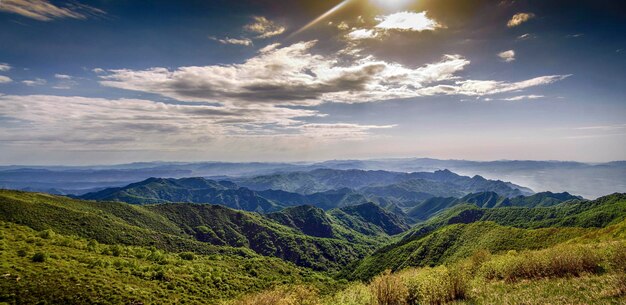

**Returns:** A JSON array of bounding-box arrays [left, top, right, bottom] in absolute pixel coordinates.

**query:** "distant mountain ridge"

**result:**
[[2, 158, 623, 198], [78, 169, 533, 216]]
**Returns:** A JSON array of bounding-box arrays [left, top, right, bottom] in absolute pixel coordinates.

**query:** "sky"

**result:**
[[0, 0, 624, 165]]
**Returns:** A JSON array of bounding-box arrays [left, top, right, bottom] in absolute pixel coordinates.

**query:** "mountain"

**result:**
[[2, 158, 624, 198], [407, 191, 581, 221], [267, 205, 335, 238], [235, 169, 532, 198], [257, 187, 370, 210], [0, 190, 390, 271], [79, 177, 282, 212], [345, 193, 626, 280], [328, 202, 409, 236]]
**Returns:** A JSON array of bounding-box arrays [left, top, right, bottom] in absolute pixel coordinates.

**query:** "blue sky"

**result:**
[[0, 0, 624, 165]]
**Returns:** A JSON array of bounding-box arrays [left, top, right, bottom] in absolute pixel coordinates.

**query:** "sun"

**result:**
[[369, 0, 415, 11]]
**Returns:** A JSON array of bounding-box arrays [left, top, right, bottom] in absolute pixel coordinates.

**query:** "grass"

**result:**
[[0, 221, 338, 305], [228, 240, 626, 305]]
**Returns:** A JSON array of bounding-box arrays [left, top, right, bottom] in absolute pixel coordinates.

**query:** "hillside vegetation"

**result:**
[[0, 190, 405, 271], [0, 221, 337, 305], [346, 193, 626, 280]]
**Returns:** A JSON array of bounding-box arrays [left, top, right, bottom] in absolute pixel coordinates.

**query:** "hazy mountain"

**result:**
[[2, 158, 623, 198]]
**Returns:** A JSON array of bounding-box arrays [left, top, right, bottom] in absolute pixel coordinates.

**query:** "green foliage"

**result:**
[[0, 190, 380, 271], [0, 221, 336, 305], [31, 251, 47, 262]]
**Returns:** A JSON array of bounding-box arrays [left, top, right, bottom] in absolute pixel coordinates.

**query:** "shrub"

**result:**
[[402, 265, 468, 305], [17, 249, 27, 257], [369, 270, 407, 305], [31, 251, 47, 262], [179, 252, 195, 261], [38, 229, 55, 239], [479, 244, 603, 282]]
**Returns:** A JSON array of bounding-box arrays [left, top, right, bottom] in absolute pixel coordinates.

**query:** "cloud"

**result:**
[[0, 94, 390, 148], [421, 75, 570, 96], [0, 63, 11, 72], [291, 123, 395, 140], [244, 16, 285, 39], [507, 12, 535, 27], [0, 76, 12, 83], [92, 68, 105, 74], [498, 50, 516, 62], [99, 41, 569, 106], [209, 36, 253, 46], [346, 29, 378, 40], [517, 33, 534, 40], [54, 74, 72, 79], [375, 11, 443, 32], [0, 0, 105, 21], [502, 94, 544, 101], [22, 78, 46, 86], [336, 21, 349, 31], [345, 11, 443, 41]]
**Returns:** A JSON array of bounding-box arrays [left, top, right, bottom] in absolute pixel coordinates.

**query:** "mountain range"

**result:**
[[1, 158, 624, 198]]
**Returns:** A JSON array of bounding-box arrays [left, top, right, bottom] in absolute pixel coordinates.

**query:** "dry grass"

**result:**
[[401, 265, 469, 305], [322, 282, 372, 305], [230, 286, 320, 305], [369, 269, 408, 305], [478, 244, 603, 282]]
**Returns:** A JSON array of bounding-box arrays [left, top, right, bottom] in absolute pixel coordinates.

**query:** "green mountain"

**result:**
[[345, 193, 626, 280], [79, 177, 282, 212], [407, 191, 581, 221], [328, 202, 409, 236], [0, 190, 392, 271], [267, 205, 335, 238]]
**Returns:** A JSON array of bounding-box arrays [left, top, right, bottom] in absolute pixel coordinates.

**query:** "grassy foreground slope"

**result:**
[[0, 221, 337, 305], [234, 241, 626, 305]]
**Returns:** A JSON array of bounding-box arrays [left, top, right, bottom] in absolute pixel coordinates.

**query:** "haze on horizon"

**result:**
[[0, 0, 624, 165]]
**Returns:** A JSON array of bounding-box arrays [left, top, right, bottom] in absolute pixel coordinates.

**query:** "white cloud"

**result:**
[[336, 21, 349, 30], [244, 16, 285, 39], [502, 94, 544, 101], [0, 63, 11, 72], [375, 11, 443, 32], [0, 94, 390, 148], [22, 78, 46, 86], [210, 36, 253, 46], [99, 41, 569, 106], [54, 74, 72, 79], [0, 0, 105, 21], [421, 75, 570, 96], [0, 76, 12, 83], [92, 68, 105, 74], [498, 50, 516, 62], [517, 33, 534, 40], [346, 29, 378, 40], [507, 12, 535, 28]]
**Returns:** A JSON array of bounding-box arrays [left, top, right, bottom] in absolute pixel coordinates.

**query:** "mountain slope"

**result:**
[[345, 193, 626, 280], [406, 191, 581, 221], [0, 190, 382, 271], [328, 202, 409, 236], [79, 177, 282, 212]]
